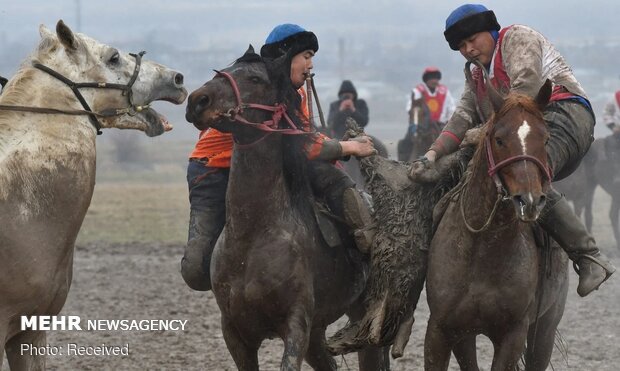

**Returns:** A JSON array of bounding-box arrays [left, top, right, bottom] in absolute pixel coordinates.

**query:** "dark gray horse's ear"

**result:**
[[264, 51, 290, 76], [56, 20, 78, 51], [245, 44, 255, 55], [535, 80, 552, 110]]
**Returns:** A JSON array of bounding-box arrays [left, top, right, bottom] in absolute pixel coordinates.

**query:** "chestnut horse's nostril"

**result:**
[[174, 72, 184, 87], [538, 194, 547, 209]]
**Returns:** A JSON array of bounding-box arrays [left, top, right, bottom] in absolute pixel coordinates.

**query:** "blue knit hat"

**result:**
[[444, 4, 500, 50], [260, 23, 319, 59]]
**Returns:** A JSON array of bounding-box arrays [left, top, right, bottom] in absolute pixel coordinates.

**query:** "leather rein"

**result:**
[[460, 59, 553, 233], [214, 69, 310, 136], [0, 51, 148, 135]]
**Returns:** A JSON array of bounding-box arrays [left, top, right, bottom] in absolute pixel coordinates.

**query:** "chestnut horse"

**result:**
[[425, 81, 569, 370], [185, 47, 387, 371]]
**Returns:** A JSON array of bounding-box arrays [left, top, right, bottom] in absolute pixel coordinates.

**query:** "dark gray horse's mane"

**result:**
[[234, 47, 316, 224]]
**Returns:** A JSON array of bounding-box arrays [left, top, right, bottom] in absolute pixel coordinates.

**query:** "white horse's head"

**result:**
[[32, 20, 187, 136]]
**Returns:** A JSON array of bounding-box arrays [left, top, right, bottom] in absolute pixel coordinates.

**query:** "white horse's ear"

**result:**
[[39, 24, 54, 39], [56, 20, 78, 51]]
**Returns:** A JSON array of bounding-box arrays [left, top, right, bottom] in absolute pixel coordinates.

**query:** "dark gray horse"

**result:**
[[185, 47, 388, 371]]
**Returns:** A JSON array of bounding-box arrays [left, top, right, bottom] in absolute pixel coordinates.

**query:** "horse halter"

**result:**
[[214, 69, 309, 135], [485, 131, 553, 196], [0, 51, 148, 135]]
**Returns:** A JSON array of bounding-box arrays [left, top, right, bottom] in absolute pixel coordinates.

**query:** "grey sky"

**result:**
[[1, 1, 619, 140]]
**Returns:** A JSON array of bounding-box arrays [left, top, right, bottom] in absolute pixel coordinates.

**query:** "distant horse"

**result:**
[[185, 47, 387, 371], [555, 134, 620, 249], [553, 156, 595, 232], [0, 21, 186, 370], [397, 97, 440, 161], [586, 135, 620, 249], [425, 80, 569, 370]]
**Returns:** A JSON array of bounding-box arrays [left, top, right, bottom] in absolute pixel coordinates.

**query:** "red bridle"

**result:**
[[484, 134, 553, 195], [214, 70, 310, 136]]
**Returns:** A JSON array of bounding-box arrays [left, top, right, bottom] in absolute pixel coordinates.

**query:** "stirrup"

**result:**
[[573, 254, 616, 296], [573, 254, 616, 277]]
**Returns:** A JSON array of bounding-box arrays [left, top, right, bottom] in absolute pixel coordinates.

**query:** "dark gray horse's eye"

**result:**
[[249, 76, 262, 84]]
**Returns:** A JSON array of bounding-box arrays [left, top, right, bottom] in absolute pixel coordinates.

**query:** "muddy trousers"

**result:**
[[181, 162, 228, 291], [541, 100, 615, 296], [307, 161, 374, 252]]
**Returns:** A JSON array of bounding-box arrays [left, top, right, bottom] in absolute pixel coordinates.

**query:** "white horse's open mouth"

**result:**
[[130, 88, 187, 136], [137, 107, 175, 137]]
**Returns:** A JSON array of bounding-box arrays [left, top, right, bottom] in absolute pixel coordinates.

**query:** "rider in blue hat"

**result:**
[[182, 23, 376, 292], [261, 23, 377, 255], [416, 4, 615, 297]]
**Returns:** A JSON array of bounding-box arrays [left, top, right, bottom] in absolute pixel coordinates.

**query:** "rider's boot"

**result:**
[[181, 208, 224, 291], [343, 187, 375, 254], [538, 189, 616, 297]]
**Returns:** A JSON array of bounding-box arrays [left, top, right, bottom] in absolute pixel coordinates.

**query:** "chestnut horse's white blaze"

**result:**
[[0, 20, 186, 370], [518, 120, 531, 154]]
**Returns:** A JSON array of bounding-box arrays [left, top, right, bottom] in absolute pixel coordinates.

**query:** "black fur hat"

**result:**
[[260, 24, 319, 60], [444, 5, 500, 50]]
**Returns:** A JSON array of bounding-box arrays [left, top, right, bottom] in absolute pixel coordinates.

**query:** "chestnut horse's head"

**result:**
[[185, 45, 299, 141], [484, 80, 553, 222]]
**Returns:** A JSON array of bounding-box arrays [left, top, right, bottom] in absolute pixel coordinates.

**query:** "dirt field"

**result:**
[[2, 184, 614, 371], [3, 150, 620, 370]]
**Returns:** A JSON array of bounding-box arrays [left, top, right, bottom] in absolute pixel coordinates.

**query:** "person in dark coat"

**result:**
[[327, 80, 369, 139]]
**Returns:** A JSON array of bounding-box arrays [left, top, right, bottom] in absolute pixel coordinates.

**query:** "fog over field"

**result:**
[[2, 0, 620, 143]]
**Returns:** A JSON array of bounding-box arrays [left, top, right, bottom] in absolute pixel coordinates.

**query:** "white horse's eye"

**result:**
[[108, 52, 120, 64]]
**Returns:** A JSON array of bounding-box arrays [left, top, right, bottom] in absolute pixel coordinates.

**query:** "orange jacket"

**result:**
[[189, 88, 331, 167]]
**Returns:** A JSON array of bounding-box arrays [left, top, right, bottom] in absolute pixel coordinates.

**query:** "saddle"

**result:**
[[311, 191, 373, 249]]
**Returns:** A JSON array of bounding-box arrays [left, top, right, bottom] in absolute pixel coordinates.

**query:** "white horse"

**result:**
[[0, 20, 187, 370]]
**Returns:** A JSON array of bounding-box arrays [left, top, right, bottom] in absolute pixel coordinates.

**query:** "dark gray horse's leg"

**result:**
[[489, 321, 529, 371], [452, 336, 479, 371], [345, 298, 391, 370], [221, 316, 259, 371], [609, 197, 620, 250], [304, 328, 337, 371], [5, 330, 47, 370], [424, 316, 453, 371], [357, 347, 390, 371], [281, 306, 311, 371]]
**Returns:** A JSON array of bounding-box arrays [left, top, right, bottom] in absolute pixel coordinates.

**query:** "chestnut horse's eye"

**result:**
[[495, 137, 504, 146]]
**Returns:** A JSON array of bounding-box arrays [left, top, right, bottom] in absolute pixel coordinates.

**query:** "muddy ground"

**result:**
[[3, 180, 619, 370], [40, 241, 620, 369]]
